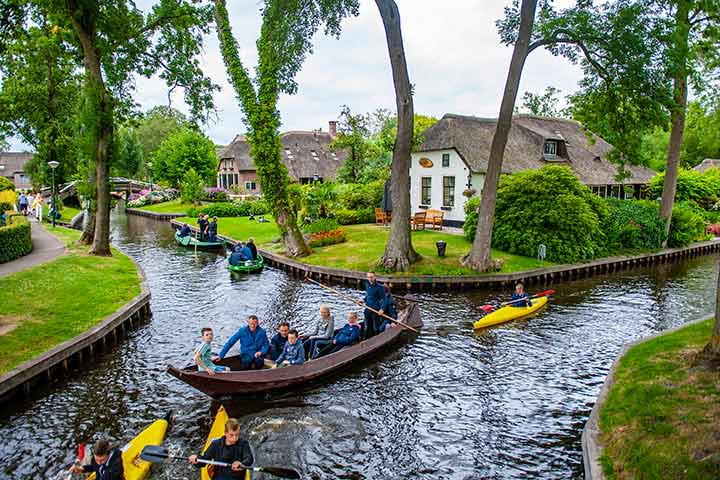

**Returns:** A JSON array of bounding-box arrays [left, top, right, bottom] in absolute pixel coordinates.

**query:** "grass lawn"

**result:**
[[179, 217, 551, 275], [599, 318, 720, 479], [137, 199, 199, 214], [0, 226, 142, 374], [42, 204, 82, 222]]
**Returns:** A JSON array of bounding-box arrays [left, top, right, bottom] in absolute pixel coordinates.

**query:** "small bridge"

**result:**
[[41, 177, 157, 201]]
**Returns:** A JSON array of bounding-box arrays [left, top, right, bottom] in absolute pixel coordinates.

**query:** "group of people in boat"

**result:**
[[193, 272, 398, 374], [228, 238, 257, 265], [177, 214, 219, 242]]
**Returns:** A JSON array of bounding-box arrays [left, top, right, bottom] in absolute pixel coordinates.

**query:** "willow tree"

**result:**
[[375, 0, 419, 271], [213, 0, 358, 257]]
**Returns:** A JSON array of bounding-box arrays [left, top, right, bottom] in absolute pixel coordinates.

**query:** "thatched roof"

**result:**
[[0, 151, 33, 183], [418, 114, 656, 185], [219, 131, 348, 180], [693, 158, 720, 173]]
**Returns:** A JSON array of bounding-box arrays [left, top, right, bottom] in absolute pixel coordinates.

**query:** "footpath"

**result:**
[[0, 219, 64, 277]]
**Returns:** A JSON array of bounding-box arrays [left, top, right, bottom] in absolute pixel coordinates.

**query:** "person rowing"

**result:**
[[509, 282, 532, 307], [189, 418, 253, 479], [69, 439, 123, 480], [178, 223, 191, 238], [229, 244, 251, 266], [246, 237, 257, 260]]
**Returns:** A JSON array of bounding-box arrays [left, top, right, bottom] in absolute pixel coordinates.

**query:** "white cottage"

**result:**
[[409, 114, 656, 227]]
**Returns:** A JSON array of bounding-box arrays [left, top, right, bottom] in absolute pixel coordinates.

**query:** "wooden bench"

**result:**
[[411, 211, 426, 230], [375, 207, 391, 226], [424, 209, 444, 230]]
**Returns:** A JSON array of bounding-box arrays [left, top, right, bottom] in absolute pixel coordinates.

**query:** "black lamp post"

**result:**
[[147, 161, 153, 193], [48, 160, 60, 227]]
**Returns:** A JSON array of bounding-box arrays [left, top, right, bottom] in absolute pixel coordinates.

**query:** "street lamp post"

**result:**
[[48, 160, 60, 228], [147, 162, 153, 193]]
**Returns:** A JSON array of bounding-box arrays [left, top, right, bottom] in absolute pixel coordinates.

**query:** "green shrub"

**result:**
[[180, 168, 205, 204], [668, 202, 708, 247], [249, 199, 270, 215], [334, 207, 375, 225], [0, 177, 14, 192], [463, 196, 481, 241], [196, 202, 248, 217], [0, 201, 13, 213], [646, 169, 720, 209], [0, 215, 32, 263], [334, 181, 384, 210], [604, 199, 667, 251], [302, 218, 341, 234], [492, 166, 608, 263]]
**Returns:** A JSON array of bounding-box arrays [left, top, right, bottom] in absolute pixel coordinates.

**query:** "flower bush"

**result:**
[[707, 223, 720, 237], [203, 187, 230, 202], [126, 188, 178, 208], [307, 228, 346, 248]]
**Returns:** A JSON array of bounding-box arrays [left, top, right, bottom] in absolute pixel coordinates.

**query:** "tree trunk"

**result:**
[[376, 0, 419, 272], [659, 1, 690, 247], [462, 0, 538, 272], [710, 257, 720, 355]]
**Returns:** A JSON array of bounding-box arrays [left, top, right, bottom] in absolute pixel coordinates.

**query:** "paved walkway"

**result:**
[[0, 219, 65, 277]]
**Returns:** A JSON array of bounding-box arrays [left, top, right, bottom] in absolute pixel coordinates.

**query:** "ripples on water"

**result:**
[[0, 210, 717, 479]]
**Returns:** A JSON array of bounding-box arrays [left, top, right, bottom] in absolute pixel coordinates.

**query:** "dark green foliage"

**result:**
[[249, 199, 270, 216], [334, 208, 374, 225], [189, 200, 270, 218], [114, 126, 143, 178], [668, 202, 708, 247], [335, 181, 384, 210], [492, 166, 608, 263], [463, 196, 481, 241], [0, 201, 13, 213], [152, 128, 217, 187], [646, 169, 720, 210], [0, 215, 32, 264], [180, 168, 204, 204], [302, 218, 341, 234], [604, 199, 666, 251], [0, 176, 13, 191]]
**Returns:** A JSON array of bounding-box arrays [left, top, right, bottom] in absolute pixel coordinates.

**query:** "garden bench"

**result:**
[[375, 207, 391, 226], [424, 209, 444, 230], [411, 211, 426, 230]]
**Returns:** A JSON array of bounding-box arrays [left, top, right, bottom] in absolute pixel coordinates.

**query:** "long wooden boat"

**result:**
[[167, 303, 422, 398], [175, 230, 225, 250], [227, 254, 264, 273]]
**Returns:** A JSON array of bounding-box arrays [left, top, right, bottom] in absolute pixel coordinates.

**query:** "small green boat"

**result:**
[[174, 230, 225, 250], [228, 253, 264, 273]]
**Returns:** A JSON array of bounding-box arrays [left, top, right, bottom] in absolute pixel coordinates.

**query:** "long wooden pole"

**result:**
[[304, 276, 420, 333]]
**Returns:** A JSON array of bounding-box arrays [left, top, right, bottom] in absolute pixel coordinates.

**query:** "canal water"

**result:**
[[1, 209, 717, 479]]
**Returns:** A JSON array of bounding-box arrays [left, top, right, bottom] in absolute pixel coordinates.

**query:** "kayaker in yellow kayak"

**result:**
[[509, 282, 532, 307], [189, 418, 254, 479], [69, 439, 123, 479]]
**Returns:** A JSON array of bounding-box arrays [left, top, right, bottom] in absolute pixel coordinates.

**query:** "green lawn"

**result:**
[[137, 199, 199, 214], [0, 226, 142, 374], [42, 204, 82, 222], [179, 217, 551, 275], [599, 318, 720, 479]]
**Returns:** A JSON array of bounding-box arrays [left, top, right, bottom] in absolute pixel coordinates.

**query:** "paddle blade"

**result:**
[[140, 445, 170, 464], [257, 466, 302, 479], [480, 305, 495, 313], [76, 443, 86, 462], [533, 289, 555, 298]]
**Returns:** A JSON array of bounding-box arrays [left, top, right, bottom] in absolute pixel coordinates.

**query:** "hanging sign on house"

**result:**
[[419, 157, 433, 168]]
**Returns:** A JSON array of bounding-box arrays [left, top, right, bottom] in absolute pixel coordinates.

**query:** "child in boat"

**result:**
[[509, 282, 532, 307], [273, 329, 305, 367], [69, 439, 123, 480], [312, 312, 361, 359], [269, 322, 290, 361], [195, 327, 229, 375], [189, 418, 253, 479]]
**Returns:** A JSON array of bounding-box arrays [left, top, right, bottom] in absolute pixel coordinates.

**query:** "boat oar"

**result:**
[[139, 446, 301, 479], [304, 276, 420, 333], [481, 289, 556, 311]]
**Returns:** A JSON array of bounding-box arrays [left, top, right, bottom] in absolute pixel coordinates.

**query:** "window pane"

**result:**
[[544, 141, 557, 155], [443, 176, 455, 207], [442, 153, 450, 167], [421, 177, 431, 204]]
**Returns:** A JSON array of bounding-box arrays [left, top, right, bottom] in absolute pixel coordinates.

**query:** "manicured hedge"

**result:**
[[0, 215, 32, 264], [188, 200, 270, 218], [0, 176, 14, 192]]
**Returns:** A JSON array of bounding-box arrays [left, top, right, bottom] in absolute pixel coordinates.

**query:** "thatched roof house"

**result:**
[[0, 152, 34, 189], [216, 121, 347, 192], [693, 158, 720, 173]]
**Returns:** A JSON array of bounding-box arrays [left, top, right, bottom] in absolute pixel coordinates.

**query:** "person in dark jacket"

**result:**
[[509, 282, 532, 307], [218, 315, 270, 370], [273, 329, 305, 367], [229, 245, 245, 266], [361, 271, 385, 339], [312, 312, 361, 359], [269, 322, 289, 361], [208, 216, 218, 242], [377, 285, 397, 332], [69, 439, 123, 480], [189, 417, 253, 480], [246, 237, 257, 260], [178, 223, 191, 237], [198, 214, 208, 240]]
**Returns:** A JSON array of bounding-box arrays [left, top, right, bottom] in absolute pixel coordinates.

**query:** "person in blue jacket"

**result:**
[[273, 329, 305, 367], [228, 245, 244, 266], [208, 216, 218, 242], [509, 282, 532, 307], [311, 312, 361, 359], [377, 285, 397, 333], [178, 223, 191, 237], [197, 214, 208, 240], [269, 322, 289, 361], [218, 315, 270, 370], [361, 271, 385, 339]]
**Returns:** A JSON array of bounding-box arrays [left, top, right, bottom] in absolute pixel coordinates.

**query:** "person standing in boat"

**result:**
[[178, 223, 191, 238], [189, 418, 253, 479], [218, 315, 270, 370], [246, 237, 257, 260], [303, 304, 335, 358], [273, 329, 305, 367], [311, 312, 361, 358], [269, 322, 290, 361], [377, 286, 397, 333], [198, 214, 208, 240], [510, 282, 532, 307], [208, 216, 218, 242], [69, 439, 123, 480], [360, 271, 385, 339]]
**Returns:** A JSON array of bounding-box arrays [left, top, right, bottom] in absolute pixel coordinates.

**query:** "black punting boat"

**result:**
[[167, 303, 422, 397]]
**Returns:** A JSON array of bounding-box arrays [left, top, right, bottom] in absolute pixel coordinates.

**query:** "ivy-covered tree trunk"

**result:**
[[376, 0, 418, 272], [709, 258, 720, 355], [463, 0, 537, 272]]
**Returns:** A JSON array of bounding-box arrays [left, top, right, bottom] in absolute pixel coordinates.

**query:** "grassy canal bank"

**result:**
[[599, 318, 720, 479], [175, 216, 552, 275], [0, 226, 142, 374]]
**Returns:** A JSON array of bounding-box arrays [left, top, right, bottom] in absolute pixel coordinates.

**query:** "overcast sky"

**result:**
[[9, 0, 583, 151]]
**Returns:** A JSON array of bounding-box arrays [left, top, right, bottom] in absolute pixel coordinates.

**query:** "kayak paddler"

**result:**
[[189, 417, 253, 479], [69, 439, 124, 480], [509, 282, 532, 307]]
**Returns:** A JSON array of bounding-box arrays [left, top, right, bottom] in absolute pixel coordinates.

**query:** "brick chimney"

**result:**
[[328, 121, 337, 137]]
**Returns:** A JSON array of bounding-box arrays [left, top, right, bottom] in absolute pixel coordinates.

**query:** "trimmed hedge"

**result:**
[[188, 200, 271, 218], [0, 215, 32, 264], [334, 207, 375, 225], [0, 176, 14, 192]]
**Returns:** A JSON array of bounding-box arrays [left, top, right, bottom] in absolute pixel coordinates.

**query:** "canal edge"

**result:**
[[0, 255, 152, 404], [126, 207, 186, 220], [169, 219, 720, 292], [581, 312, 714, 480]]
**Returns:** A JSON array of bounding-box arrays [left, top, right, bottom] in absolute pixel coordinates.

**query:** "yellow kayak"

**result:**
[[201, 406, 251, 480], [473, 296, 549, 329], [88, 412, 171, 480]]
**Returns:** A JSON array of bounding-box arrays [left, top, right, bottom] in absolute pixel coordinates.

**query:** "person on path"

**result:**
[[194, 327, 229, 375], [360, 271, 384, 339], [189, 418, 253, 480], [246, 237, 257, 260], [269, 322, 290, 361], [17, 192, 28, 215], [302, 305, 335, 359], [69, 439, 124, 480], [208, 216, 218, 242], [31, 194, 44, 222], [312, 312, 361, 359], [509, 282, 532, 307], [26, 192, 34, 215], [218, 315, 270, 370], [273, 329, 305, 367]]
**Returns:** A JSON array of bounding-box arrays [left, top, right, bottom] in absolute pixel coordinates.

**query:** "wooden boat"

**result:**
[[473, 296, 549, 329], [227, 254, 264, 273], [167, 303, 422, 398], [200, 406, 251, 480], [175, 230, 225, 250], [89, 412, 171, 480]]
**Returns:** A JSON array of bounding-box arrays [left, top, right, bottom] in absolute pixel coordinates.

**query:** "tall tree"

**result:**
[[330, 105, 376, 183], [213, 0, 358, 257], [517, 86, 566, 117], [375, 0, 419, 271]]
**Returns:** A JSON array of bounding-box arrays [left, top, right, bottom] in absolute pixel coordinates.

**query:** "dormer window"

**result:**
[[544, 140, 557, 157]]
